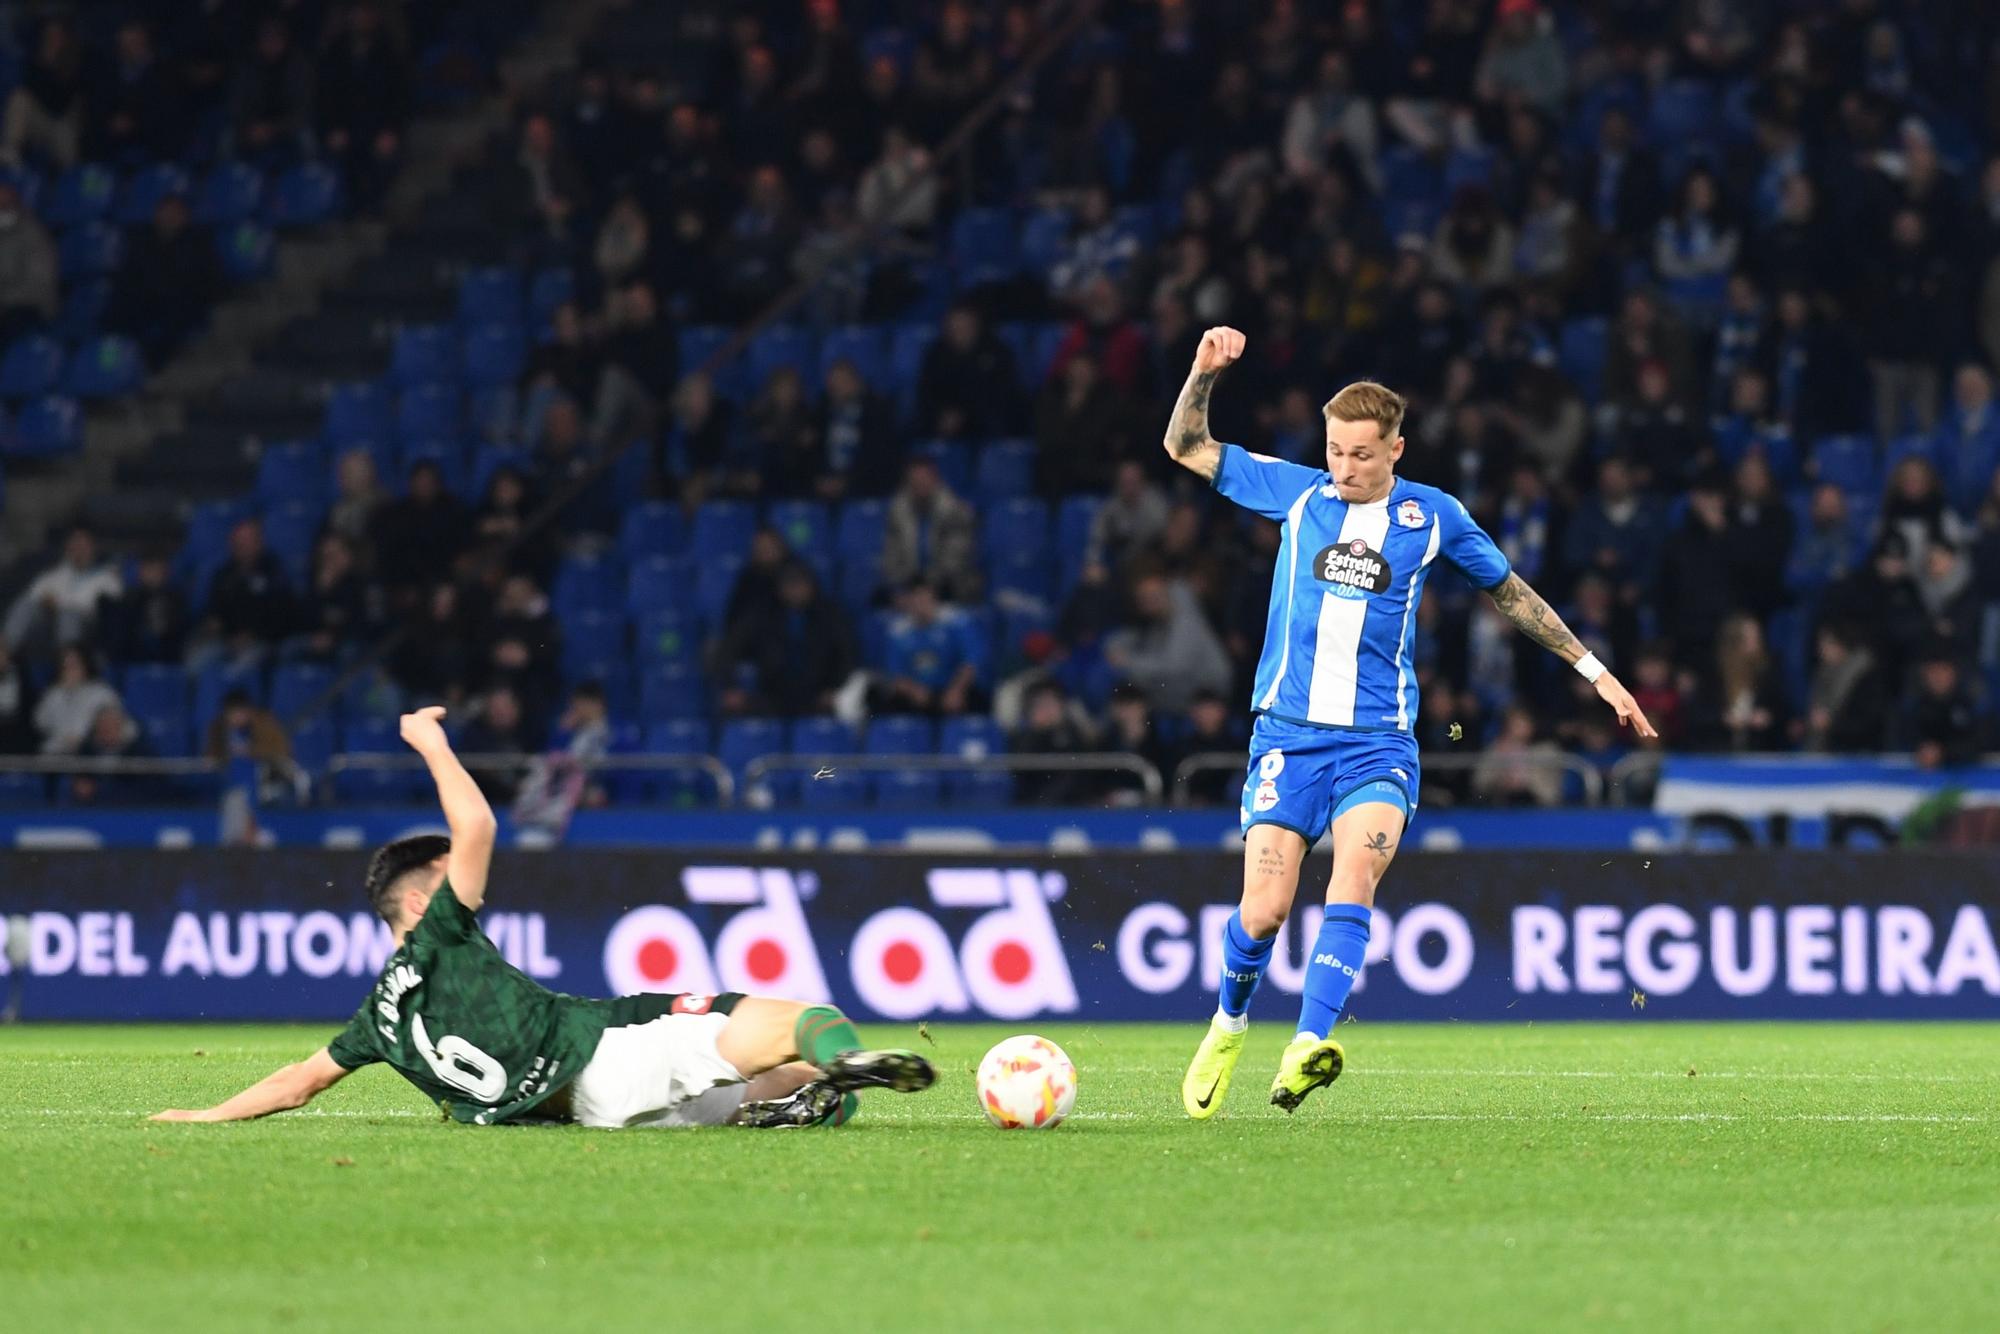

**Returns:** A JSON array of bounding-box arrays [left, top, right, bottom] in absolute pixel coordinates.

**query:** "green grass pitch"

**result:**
[[5, 1022, 1997, 1333]]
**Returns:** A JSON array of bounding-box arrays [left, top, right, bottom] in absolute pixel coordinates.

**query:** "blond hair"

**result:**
[[1322, 380, 1407, 441]]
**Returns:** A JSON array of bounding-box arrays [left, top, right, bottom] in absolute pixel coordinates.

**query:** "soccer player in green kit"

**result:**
[[150, 707, 934, 1129]]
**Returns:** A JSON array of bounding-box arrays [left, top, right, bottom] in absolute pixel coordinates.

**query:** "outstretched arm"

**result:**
[[1485, 573, 1658, 738], [150, 1048, 351, 1123], [400, 706, 498, 910], [1162, 326, 1245, 481]]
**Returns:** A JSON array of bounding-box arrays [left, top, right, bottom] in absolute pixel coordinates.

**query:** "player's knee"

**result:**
[[1239, 885, 1292, 938]]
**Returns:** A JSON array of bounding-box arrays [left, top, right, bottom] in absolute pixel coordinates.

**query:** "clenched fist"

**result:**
[[1192, 326, 1246, 373], [399, 705, 449, 753]]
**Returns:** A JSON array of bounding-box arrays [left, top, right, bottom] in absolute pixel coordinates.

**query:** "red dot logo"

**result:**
[[991, 941, 1031, 985], [637, 938, 677, 983], [883, 940, 923, 984], [745, 939, 787, 983]]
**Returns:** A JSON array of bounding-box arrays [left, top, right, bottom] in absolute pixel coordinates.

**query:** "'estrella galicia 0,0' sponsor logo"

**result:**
[[1313, 539, 1394, 598]]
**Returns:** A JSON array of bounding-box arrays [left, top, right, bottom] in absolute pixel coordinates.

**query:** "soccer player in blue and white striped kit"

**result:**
[[1166, 327, 1658, 1117]]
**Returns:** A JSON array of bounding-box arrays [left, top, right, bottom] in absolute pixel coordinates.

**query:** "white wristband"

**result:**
[[1574, 651, 1606, 684]]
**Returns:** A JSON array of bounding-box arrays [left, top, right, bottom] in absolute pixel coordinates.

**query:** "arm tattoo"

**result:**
[[1487, 572, 1586, 661], [1165, 368, 1219, 460]]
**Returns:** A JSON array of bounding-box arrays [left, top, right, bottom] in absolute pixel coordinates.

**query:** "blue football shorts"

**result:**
[[1237, 713, 1420, 844]]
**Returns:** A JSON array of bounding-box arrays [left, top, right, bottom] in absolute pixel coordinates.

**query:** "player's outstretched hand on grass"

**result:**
[[399, 705, 449, 754], [149, 1108, 211, 1122], [1192, 326, 1246, 373], [1593, 672, 1658, 739]]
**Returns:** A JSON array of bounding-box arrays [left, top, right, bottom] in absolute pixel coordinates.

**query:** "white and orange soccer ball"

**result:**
[[976, 1034, 1077, 1129]]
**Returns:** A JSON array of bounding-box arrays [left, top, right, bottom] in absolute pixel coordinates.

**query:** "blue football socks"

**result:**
[[1296, 904, 1372, 1039], [1215, 910, 1275, 1028]]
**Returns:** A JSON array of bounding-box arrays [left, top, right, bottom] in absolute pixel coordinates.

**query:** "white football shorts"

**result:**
[[566, 1011, 747, 1129]]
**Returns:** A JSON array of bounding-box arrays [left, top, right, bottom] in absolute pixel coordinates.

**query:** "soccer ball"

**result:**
[[976, 1034, 1077, 1129]]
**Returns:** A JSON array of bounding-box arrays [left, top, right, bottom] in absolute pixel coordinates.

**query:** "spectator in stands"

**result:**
[[856, 123, 936, 240], [1, 18, 84, 169], [1937, 364, 2000, 512], [912, 0, 991, 139], [1282, 49, 1378, 188], [714, 560, 855, 717], [34, 646, 119, 755], [0, 181, 58, 343], [199, 518, 295, 667], [1763, 286, 1866, 439], [1687, 614, 1788, 751], [1473, 0, 1567, 117], [1614, 358, 1705, 489], [720, 527, 792, 638], [880, 456, 980, 604], [3, 525, 122, 664], [1035, 351, 1130, 495], [719, 164, 799, 316], [66, 700, 157, 805], [1658, 473, 1738, 669], [795, 358, 899, 499], [1799, 622, 1887, 753], [594, 193, 650, 289], [525, 300, 597, 405], [1562, 457, 1664, 606], [1010, 679, 1096, 805], [663, 372, 745, 500], [109, 193, 222, 363], [90, 20, 178, 165], [514, 681, 616, 828], [292, 531, 373, 664], [232, 16, 315, 166], [484, 574, 561, 724], [1431, 186, 1515, 295], [1894, 644, 1983, 770], [531, 397, 619, 535], [100, 549, 188, 666], [1916, 540, 1980, 654], [872, 578, 987, 716], [392, 581, 474, 706], [592, 281, 674, 445], [1103, 569, 1231, 713], [1169, 687, 1240, 806], [1472, 705, 1564, 807], [1086, 461, 1170, 573], [1051, 277, 1149, 395], [0, 642, 30, 753], [1580, 106, 1662, 269], [458, 685, 538, 803], [1787, 481, 1859, 599], [204, 687, 291, 769], [1653, 168, 1739, 324], [1626, 645, 1686, 749], [1097, 682, 1173, 805], [1726, 452, 1795, 621], [1822, 533, 1931, 692], [1049, 187, 1142, 303], [1865, 208, 1952, 441], [327, 448, 387, 550], [370, 461, 470, 596], [316, 0, 411, 208], [916, 304, 1024, 440], [742, 366, 815, 487]]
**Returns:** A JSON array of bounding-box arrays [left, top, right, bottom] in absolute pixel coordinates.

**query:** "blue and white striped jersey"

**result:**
[[1212, 443, 1511, 732]]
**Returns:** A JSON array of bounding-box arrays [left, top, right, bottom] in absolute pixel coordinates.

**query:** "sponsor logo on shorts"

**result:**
[[670, 993, 714, 1014]]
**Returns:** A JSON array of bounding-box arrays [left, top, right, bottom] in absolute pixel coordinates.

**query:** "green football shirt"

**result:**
[[326, 881, 674, 1124]]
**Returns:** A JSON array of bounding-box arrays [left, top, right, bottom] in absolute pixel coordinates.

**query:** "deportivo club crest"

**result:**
[[1396, 499, 1426, 528]]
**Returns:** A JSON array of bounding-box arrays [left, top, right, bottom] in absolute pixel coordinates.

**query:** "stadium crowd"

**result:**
[[3, 0, 2000, 811]]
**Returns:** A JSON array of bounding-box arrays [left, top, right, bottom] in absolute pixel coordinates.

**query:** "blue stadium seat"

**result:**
[[1884, 435, 1940, 476], [1649, 79, 1718, 146], [639, 662, 707, 723], [8, 395, 80, 458], [913, 439, 972, 494], [267, 162, 342, 226], [627, 554, 693, 617], [528, 266, 574, 329], [269, 663, 334, 720], [789, 717, 855, 757], [470, 443, 532, 497], [290, 717, 335, 776], [121, 664, 188, 721], [115, 164, 189, 225], [939, 715, 1004, 758], [974, 439, 1037, 498], [765, 499, 832, 561], [463, 382, 515, 444], [262, 501, 320, 586], [0, 334, 63, 398], [53, 278, 110, 342], [836, 557, 878, 618], [988, 550, 1053, 603], [44, 164, 115, 227], [193, 659, 266, 733], [717, 717, 786, 785], [747, 326, 820, 390], [457, 266, 523, 328], [982, 497, 1051, 559], [395, 383, 461, 443], [798, 768, 867, 808], [1377, 146, 1443, 213], [323, 381, 391, 446], [1019, 208, 1071, 272], [391, 324, 458, 387], [836, 499, 887, 563], [61, 335, 143, 399], [634, 609, 699, 667], [620, 501, 687, 559], [950, 207, 1017, 284], [888, 323, 936, 412], [398, 438, 469, 495], [1558, 317, 1609, 403], [872, 769, 942, 808], [1443, 147, 1497, 193], [867, 715, 935, 755], [195, 161, 265, 225], [642, 719, 718, 803], [690, 500, 758, 561], [1057, 495, 1101, 572], [335, 719, 425, 801], [461, 323, 525, 388], [134, 710, 192, 760], [257, 440, 327, 507], [561, 609, 625, 675], [1809, 435, 1880, 497], [215, 222, 275, 282], [948, 768, 1015, 807], [694, 555, 745, 627], [58, 222, 123, 279], [818, 325, 888, 387], [554, 550, 622, 615], [646, 718, 712, 755], [340, 670, 406, 722]]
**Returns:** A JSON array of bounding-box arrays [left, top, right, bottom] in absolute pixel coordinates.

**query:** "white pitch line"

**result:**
[[1353, 1068, 1986, 1083]]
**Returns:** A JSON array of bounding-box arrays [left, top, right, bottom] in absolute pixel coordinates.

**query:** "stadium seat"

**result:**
[[867, 715, 935, 756], [836, 499, 887, 563], [340, 670, 406, 722], [693, 555, 745, 627], [193, 659, 266, 733], [58, 221, 123, 279], [988, 550, 1054, 603], [195, 161, 265, 225], [1809, 435, 1880, 497], [457, 266, 523, 328], [1649, 79, 1719, 146], [335, 719, 425, 801], [133, 710, 192, 759], [267, 162, 342, 226], [639, 661, 707, 722], [121, 664, 189, 722], [797, 767, 867, 807], [766, 499, 832, 561], [690, 501, 758, 561], [61, 335, 143, 399], [1443, 147, 1497, 193], [789, 717, 855, 757], [44, 163, 116, 227], [974, 439, 1037, 498], [323, 381, 391, 446], [0, 334, 63, 398], [982, 497, 1051, 559], [115, 164, 190, 225], [634, 609, 699, 667], [627, 554, 694, 617], [888, 323, 936, 413], [747, 326, 820, 390], [950, 207, 1017, 284], [391, 325, 458, 387], [717, 717, 786, 787], [290, 717, 335, 777], [948, 768, 1016, 807], [818, 325, 888, 387], [269, 663, 334, 720], [53, 278, 110, 342], [913, 439, 972, 494], [262, 501, 320, 585], [553, 550, 622, 615], [1558, 317, 1609, 403], [620, 501, 687, 560], [397, 438, 468, 495], [528, 266, 574, 329], [872, 769, 943, 808], [215, 222, 275, 282], [642, 719, 719, 803], [395, 383, 461, 443], [256, 440, 327, 507], [7, 395, 81, 458], [1019, 208, 1071, 273], [939, 715, 1004, 758], [560, 609, 625, 675], [461, 323, 525, 388]]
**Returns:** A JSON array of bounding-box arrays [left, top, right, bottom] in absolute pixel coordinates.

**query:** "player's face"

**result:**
[[1324, 418, 1403, 503]]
